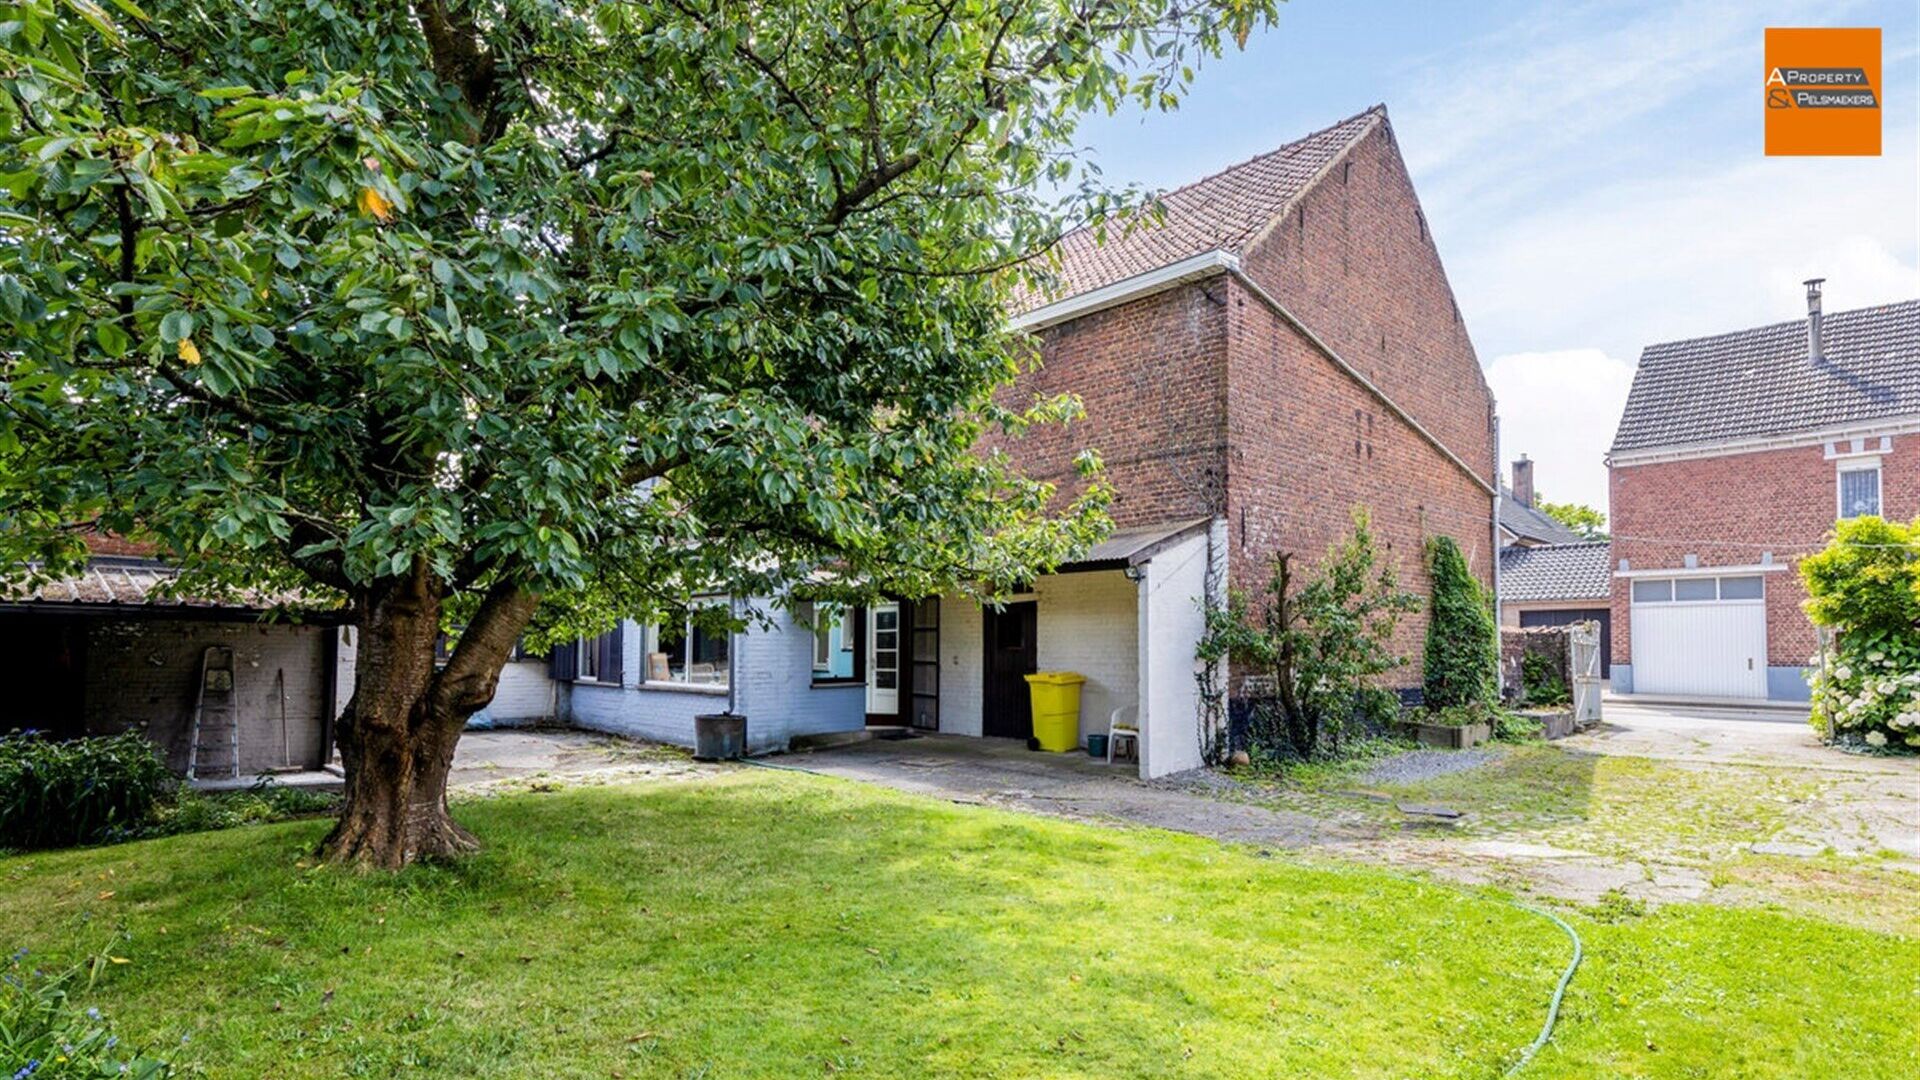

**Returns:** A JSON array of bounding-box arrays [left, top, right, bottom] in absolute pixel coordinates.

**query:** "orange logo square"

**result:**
[[1765, 27, 1881, 156]]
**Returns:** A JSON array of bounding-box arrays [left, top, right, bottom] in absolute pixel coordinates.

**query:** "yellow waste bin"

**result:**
[[1024, 672, 1087, 752]]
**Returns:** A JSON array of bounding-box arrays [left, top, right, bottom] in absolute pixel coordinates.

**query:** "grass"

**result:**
[[0, 771, 1915, 1078]]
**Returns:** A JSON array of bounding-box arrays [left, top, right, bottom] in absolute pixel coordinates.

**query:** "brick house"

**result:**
[[541, 105, 1499, 775], [1607, 282, 1918, 702]]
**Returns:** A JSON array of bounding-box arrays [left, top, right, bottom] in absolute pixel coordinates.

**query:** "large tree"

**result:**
[[0, 0, 1272, 866]]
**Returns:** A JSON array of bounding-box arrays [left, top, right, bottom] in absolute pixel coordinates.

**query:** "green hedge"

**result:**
[[1422, 535, 1497, 711], [0, 731, 172, 850]]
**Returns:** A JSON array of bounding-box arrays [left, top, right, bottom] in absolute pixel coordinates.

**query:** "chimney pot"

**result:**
[[1805, 277, 1825, 361], [1511, 454, 1535, 509]]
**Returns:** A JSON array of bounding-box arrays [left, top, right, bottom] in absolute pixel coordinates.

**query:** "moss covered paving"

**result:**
[[0, 770, 1913, 1078]]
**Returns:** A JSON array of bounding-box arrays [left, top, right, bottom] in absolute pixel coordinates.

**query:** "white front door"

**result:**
[[1629, 574, 1768, 699], [866, 602, 901, 716]]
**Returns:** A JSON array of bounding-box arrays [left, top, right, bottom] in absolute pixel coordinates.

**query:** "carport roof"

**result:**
[[1068, 518, 1213, 571], [1, 557, 340, 620]]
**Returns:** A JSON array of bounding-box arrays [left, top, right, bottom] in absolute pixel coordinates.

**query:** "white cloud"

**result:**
[[1485, 349, 1637, 513]]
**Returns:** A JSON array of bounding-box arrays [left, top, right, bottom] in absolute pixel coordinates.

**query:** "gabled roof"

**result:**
[[1025, 106, 1384, 310], [1611, 299, 1920, 455], [1499, 541, 1612, 603], [1500, 491, 1583, 546]]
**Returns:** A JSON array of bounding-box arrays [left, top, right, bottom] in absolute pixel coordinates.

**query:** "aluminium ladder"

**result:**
[[187, 646, 240, 781]]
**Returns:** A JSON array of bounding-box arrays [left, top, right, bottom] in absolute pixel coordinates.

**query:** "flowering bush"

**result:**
[[0, 949, 170, 1078], [1800, 516, 1920, 749], [1806, 632, 1920, 748]]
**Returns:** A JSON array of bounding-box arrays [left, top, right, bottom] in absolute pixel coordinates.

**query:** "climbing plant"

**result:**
[[1422, 535, 1498, 711]]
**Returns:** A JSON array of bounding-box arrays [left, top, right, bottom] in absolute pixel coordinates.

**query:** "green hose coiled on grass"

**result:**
[[1503, 902, 1584, 1076]]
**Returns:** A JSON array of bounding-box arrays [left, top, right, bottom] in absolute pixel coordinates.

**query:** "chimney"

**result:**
[[1805, 277, 1825, 361], [1511, 454, 1534, 509]]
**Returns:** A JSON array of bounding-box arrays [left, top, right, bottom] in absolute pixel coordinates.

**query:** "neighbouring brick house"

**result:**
[[1608, 282, 1918, 702], [1496, 454, 1612, 674], [530, 105, 1498, 776]]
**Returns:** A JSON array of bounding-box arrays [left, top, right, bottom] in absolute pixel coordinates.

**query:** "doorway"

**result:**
[[865, 602, 901, 717], [982, 601, 1037, 739]]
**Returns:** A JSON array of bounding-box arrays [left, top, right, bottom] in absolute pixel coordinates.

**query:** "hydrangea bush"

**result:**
[[1800, 516, 1920, 749]]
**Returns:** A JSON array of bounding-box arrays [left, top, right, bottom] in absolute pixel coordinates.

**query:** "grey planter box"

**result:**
[[1516, 708, 1577, 740], [1403, 720, 1492, 749]]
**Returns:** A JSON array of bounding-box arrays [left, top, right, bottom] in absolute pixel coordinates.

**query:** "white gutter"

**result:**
[[1607, 414, 1920, 467], [1011, 250, 1241, 332]]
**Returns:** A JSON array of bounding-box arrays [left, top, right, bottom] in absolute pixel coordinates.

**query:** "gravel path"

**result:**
[[1359, 747, 1500, 785]]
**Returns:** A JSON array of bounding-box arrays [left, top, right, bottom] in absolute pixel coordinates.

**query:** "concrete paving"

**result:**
[[1566, 697, 1908, 774], [785, 733, 1365, 848]]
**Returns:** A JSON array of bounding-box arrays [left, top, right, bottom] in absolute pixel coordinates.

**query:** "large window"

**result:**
[[811, 604, 858, 683], [647, 604, 730, 687], [1838, 465, 1881, 519]]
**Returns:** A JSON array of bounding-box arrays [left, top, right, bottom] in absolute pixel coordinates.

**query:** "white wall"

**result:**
[[939, 596, 985, 736], [1034, 571, 1138, 746], [469, 659, 556, 726], [1137, 528, 1211, 779]]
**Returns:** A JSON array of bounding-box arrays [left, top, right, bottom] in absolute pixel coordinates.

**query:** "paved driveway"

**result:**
[[1567, 697, 1906, 774]]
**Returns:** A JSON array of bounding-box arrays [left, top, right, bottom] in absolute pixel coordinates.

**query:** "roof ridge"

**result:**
[[1144, 102, 1386, 208], [1642, 297, 1920, 356]]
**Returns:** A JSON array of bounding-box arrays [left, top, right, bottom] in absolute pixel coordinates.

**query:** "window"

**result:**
[[1838, 466, 1881, 519], [575, 627, 620, 682], [1674, 578, 1717, 602], [647, 603, 730, 687], [1631, 575, 1766, 603], [810, 604, 859, 683]]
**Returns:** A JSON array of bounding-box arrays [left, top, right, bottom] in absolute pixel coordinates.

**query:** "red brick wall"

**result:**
[[1227, 124, 1498, 685], [987, 282, 1229, 528], [1236, 123, 1496, 483], [999, 119, 1497, 690], [1608, 433, 1920, 669]]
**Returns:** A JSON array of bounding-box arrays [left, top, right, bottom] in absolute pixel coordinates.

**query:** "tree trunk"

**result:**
[[320, 564, 538, 869]]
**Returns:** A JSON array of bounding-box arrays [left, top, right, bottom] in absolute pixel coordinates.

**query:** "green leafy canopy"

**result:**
[[0, 0, 1276, 635]]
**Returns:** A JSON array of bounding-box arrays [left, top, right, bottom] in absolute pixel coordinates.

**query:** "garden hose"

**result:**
[[737, 753, 1586, 1074], [1503, 902, 1584, 1076]]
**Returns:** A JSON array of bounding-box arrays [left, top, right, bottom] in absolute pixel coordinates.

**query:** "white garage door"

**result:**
[[1629, 574, 1767, 699]]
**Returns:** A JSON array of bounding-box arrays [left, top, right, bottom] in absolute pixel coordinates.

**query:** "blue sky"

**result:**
[[1069, 0, 1919, 510]]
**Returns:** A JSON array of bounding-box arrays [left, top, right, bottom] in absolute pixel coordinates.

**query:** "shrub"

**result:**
[[0, 949, 171, 1079], [1800, 516, 1920, 749], [1200, 508, 1419, 759], [0, 733, 171, 851], [1520, 651, 1571, 706], [1422, 536, 1498, 711]]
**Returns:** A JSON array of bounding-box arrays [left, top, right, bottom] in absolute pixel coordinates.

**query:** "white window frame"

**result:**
[[643, 602, 730, 690], [574, 632, 607, 683], [1628, 575, 1766, 605], [1836, 461, 1882, 520]]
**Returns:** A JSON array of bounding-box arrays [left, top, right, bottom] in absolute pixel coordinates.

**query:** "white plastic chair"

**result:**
[[1107, 703, 1139, 764]]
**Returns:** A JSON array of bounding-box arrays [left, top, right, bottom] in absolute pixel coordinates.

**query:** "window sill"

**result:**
[[572, 678, 622, 688], [641, 681, 729, 696], [811, 679, 863, 689]]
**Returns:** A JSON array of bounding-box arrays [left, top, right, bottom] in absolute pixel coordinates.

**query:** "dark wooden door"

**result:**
[[982, 602, 1037, 739]]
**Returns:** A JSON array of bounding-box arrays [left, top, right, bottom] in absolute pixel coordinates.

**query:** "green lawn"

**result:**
[[1, 771, 1914, 1078]]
